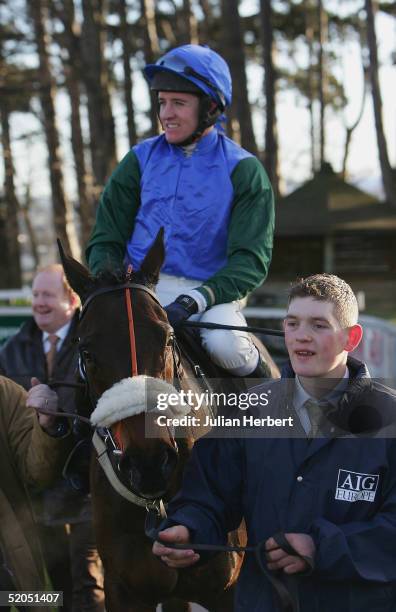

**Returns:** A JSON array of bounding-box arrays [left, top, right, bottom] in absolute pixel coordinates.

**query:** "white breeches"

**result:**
[[156, 274, 259, 375]]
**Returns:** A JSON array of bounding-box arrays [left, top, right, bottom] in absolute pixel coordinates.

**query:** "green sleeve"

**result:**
[[86, 150, 141, 274], [196, 157, 275, 306]]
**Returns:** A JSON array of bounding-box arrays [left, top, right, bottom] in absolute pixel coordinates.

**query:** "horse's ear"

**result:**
[[139, 228, 165, 285], [57, 239, 93, 300]]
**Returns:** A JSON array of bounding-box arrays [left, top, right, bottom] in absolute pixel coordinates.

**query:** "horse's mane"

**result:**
[[91, 268, 155, 291]]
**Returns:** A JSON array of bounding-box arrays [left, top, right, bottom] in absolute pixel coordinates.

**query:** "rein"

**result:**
[[50, 380, 86, 389], [183, 320, 285, 337], [145, 518, 313, 612], [36, 405, 92, 425], [124, 287, 138, 377]]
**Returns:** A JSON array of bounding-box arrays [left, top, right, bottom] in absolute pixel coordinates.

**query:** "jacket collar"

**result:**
[[193, 127, 219, 154]]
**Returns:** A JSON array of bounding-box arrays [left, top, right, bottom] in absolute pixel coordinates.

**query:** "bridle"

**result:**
[[78, 280, 180, 510], [39, 280, 180, 508], [78, 281, 177, 398]]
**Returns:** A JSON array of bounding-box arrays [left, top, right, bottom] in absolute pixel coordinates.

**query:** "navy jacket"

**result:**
[[165, 358, 396, 611]]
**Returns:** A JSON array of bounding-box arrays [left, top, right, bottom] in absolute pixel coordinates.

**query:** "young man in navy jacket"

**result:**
[[153, 274, 396, 612]]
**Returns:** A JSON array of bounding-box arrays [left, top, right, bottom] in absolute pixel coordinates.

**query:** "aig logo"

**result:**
[[335, 469, 379, 503]]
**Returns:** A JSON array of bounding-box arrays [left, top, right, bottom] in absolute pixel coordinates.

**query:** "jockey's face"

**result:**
[[158, 91, 200, 144], [32, 270, 76, 334]]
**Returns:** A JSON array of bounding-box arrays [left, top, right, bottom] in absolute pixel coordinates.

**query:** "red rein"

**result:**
[[111, 286, 177, 453], [111, 288, 139, 452], [125, 288, 138, 377]]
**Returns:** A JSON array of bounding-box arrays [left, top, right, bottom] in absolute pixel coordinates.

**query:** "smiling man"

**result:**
[[158, 90, 201, 144], [0, 264, 80, 393], [86, 44, 275, 379], [152, 274, 396, 611], [0, 265, 105, 612], [284, 278, 363, 397], [31, 265, 79, 340]]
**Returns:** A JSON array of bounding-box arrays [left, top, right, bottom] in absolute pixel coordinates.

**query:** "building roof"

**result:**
[[276, 163, 396, 236]]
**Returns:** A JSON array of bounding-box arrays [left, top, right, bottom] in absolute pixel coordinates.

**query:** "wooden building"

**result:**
[[259, 164, 396, 316]]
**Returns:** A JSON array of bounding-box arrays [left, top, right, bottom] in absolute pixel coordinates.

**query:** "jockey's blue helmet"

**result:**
[[144, 44, 232, 111]]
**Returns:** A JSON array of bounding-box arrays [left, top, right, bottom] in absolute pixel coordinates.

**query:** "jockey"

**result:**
[[86, 44, 275, 377]]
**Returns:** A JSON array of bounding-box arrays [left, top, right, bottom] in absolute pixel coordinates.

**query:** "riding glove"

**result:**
[[165, 295, 198, 329]]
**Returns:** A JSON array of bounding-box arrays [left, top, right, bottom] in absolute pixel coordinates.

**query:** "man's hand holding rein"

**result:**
[[27, 377, 63, 435]]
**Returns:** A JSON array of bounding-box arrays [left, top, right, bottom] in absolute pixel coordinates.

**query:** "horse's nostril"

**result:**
[[117, 447, 177, 496]]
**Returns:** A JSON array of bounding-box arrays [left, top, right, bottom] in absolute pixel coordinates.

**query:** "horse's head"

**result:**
[[59, 230, 186, 499]]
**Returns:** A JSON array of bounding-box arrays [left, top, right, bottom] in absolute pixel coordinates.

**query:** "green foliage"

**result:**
[[379, 1, 396, 16]]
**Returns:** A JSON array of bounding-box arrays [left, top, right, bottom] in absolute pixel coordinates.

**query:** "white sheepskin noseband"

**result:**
[[90, 375, 190, 428]]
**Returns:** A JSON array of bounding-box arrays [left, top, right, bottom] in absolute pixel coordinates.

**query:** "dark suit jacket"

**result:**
[[0, 311, 92, 525]]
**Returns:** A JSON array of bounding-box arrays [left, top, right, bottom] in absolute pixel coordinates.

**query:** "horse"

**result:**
[[60, 231, 280, 612]]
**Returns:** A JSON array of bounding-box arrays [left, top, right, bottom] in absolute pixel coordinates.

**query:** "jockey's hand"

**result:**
[[152, 525, 200, 568], [265, 533, 315, 575], [165, 295, 198, 329], [27, 377, 59, 433]]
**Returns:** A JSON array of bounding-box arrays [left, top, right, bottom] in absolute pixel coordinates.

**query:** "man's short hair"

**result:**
[[34, 264, 80, 308], [288, 273, 358, 327]]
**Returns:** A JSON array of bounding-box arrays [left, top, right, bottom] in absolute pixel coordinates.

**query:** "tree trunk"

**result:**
[[221, 0, 259, 157], [305, 2, 316, 175], [341, 60, 367, 180], [317, 0, 327, 168], [364, 0, 396, 205], [81, 0, 117, 190], [57, 0, 96, 249], [197, 0, 211, 44], [178, 0, 198, 45], [119, 0, 137, 148], [140, 0, 160, 136], [29, 0, 79, 257], [260, 0, 280, 195], [0, 98, 22, 287], [21, 182, 39, 270]]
